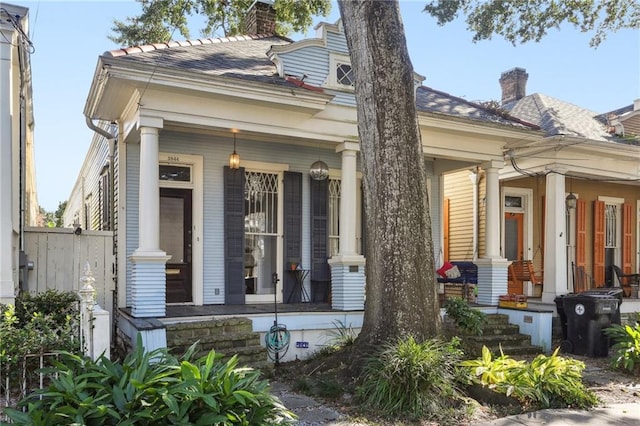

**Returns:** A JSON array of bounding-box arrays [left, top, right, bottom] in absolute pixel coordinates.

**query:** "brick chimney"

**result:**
[[499, 67, 528, 105], [244, 0, 276, 35]]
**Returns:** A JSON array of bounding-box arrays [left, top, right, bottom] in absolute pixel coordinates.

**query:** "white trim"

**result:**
[[240, 160, 289, 173], [599, 195, 623, 268], [501, 187, 534, 260], [598, 196, 625, 204], [327, 53, 355, 91], [159, 152, 204, 306], [244, 166, 285, 304]]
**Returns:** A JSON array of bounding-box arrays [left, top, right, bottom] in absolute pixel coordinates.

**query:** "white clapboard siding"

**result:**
[[23, 227, 115, 319]]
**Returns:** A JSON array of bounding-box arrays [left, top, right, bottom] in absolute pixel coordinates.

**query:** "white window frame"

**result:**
[[500, 187, 534, 260], [327, 53, 355, 91], [599, 196, 624, 268], [242, 160, 289, 303]]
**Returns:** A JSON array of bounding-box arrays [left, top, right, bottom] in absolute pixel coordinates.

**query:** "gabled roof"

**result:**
[[101, 31, 538, 131], [504, 93, 617, 142]]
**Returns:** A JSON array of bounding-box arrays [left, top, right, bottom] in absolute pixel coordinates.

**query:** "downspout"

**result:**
[[84, 115, 117, 350], [469, 169, 480, 261]]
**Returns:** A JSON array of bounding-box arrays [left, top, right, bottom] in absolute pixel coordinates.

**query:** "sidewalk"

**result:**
[[272, 380, 640, 426], [474, 403, 640, 425]]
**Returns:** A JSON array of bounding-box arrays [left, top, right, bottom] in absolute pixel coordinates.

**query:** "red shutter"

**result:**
[[593, 200, 605, 285], [443, 197, 450, 262], [623, 202, 633, 275], [576, 199, 586, 268]]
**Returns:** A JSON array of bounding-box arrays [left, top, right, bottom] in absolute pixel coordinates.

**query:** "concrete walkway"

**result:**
[[474, 403, 640, 425], [272, 380, 640, 426]]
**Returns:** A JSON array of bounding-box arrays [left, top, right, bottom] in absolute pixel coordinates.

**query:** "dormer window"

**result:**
[[328, 53, 354, 90], [336, 62, 354, 87]]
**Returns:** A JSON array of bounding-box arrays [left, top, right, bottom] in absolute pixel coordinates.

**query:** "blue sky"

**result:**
[[19, 0, 640, 212]]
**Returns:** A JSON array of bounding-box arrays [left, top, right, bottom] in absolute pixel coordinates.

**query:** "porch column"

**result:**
[[328, 141, 365, 311], [476, 160, 508, 305], [542, 169, 568, 303], [129, 118, 170, 318], [0, 24, 16, 305]]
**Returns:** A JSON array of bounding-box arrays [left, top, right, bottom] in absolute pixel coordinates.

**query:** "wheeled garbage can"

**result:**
[[561, 289, 622, 357]]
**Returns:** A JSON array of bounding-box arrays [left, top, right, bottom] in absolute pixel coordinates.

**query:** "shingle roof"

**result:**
[[104, 34, 294, 86], [416, 86, 538, 130], [505, 93, 616, 142], [103, 34, 539, 131]]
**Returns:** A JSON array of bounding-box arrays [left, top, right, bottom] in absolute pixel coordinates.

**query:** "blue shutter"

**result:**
[[310, 177, 330, 281], [224, 166, 245, 305], [283, 171, 302, 303]]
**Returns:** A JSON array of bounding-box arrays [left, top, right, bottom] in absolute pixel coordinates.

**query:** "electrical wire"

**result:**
[[0, 8, 35, 54]]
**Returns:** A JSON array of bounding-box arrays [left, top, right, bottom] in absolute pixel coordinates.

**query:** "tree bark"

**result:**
[[338, 0, 441, 348]]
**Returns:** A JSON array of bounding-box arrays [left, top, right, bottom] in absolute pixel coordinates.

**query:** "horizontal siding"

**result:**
[[326, 30, 348, 53], [425, 160, 442, 265], [125, 144, 140, 307], [157, 131, 345, 305], [444, 170, 474, 260], [281, 47, 329, 88]]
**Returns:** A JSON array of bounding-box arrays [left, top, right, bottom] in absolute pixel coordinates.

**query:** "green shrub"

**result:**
[[604, 313, 640, 374], [460, 346, 598, 409], [3, 335, 296, 425], [356, 336, 465, 422], [444, 297, 487, 335], [0, 290, 80, 393]]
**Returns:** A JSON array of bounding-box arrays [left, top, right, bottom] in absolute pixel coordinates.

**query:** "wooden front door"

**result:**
[[505, 212, 524, 294], [160, 188, 193, 303]]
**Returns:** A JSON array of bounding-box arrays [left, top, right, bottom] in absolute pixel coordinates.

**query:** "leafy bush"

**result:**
[[356, 336, 465, 422], [460, 346, 598, 409], [0, 290, 80, 393], [3, 335, 296, 425], [444, 297, 487, 335], [604, 313, 640, 374]]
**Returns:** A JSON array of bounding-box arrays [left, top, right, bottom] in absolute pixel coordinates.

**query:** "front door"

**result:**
[[160, 188, 193, 303], [505, 212, 524, 294]]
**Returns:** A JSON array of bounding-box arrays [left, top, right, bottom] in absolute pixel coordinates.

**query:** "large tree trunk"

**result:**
[[338, 0, 440, 348]]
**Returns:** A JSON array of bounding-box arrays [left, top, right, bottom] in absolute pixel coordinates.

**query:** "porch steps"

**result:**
[[165, 317, 271, 373], [459, 314, 543, 357]]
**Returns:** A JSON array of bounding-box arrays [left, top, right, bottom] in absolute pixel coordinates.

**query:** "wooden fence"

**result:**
[[23, 227, 115, 319]]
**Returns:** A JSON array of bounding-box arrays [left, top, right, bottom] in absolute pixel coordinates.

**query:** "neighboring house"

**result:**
[[599, 100, 640, 141], [76, 1, 541, 354], [444, 67, 640, 312], [0, 3, 37, 305]]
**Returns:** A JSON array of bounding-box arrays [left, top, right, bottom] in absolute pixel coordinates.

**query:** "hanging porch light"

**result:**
[[229, 132, 240, 169]]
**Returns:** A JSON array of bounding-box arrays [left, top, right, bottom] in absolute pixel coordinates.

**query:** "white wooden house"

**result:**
[[74, 2, 549, 356]]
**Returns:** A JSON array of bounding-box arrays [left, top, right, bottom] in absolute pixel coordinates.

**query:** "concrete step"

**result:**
[[165, 317, 269, 372]]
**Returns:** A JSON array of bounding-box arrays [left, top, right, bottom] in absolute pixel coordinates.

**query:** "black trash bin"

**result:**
[[562, 289, 621, 357], [554, 295, 569, 350]]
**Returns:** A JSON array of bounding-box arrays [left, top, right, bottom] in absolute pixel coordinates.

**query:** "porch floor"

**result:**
[[154, 302, 336, 319]]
